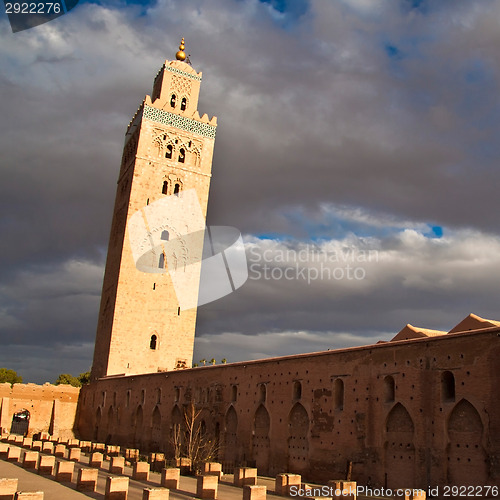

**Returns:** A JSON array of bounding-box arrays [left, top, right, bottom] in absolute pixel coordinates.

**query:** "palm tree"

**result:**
[[200, 359, 206, 366], [193, 363, 199, 367], [210, 358, 216, 365], [221, 358, 227, 364]]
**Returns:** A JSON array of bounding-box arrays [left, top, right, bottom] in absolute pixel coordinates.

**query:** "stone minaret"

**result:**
[[91, 39, 217, 380]]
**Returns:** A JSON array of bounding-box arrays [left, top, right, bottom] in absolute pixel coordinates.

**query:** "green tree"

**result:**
[[210, 358, 216, 365], [77, 371, 91, 385], [221, 358, 227, 364], [199, 359, 206, 366], [55, 373, 80, 387], [0, 368, 22, 385]]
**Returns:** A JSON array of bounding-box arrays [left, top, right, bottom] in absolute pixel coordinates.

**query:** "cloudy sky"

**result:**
[[1, 0, 500, 383]]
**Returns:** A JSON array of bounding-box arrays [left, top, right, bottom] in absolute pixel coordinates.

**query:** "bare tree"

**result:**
[[176, 402, 220, 473]]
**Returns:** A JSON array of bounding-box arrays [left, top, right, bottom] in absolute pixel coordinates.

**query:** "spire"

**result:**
[[176, 38, 187, 61]]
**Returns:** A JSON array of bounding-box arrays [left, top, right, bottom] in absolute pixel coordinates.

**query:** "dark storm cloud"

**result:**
[[1, 0, 500, 381]]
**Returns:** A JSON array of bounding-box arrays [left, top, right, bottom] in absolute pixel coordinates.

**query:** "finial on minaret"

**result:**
[[176, 38, 187, 61]]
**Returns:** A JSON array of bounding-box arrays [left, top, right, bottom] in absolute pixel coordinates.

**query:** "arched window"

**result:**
[[334, 378, 344, 411], [158, 253, 165, 269], [384, 375, 395, 403], [259, 383, 266, 403], [442, 371, 455, 402], [178, 148, 185, 163], [162, 181, 168, 194], [181, 97, 187, 111], [293, 380, 302, 400], [170, 94, 176, 108], [165, 145, 173, 159], [150, 335, 157, 350], [174, 183, 180, 196]]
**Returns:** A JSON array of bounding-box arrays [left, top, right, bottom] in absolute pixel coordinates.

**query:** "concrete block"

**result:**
[[125, 449, 139, 462], [133, 461, 150, 481], [54, 445, 66, 458], [405, 491, 426, 500], [161, 468, 180, 489], [77, 468, 98, 492], [142, 488, 170, 500], [68, 448, 81, 462], [14, 493, 44, 500], [0, 478, 18, 499], [110, 456, 125, 475], [22, 451, 39, 469], [6, 436, 16, 443], [327, 481, 342, 500], [79, 441, 91, 452], [203, 462, 222, 480], [22, 438, 32, 449], [234, 467, 258, 487], [179, 458, 191, 475], [90, 452, 103, 468], [338, 481, 356, 500], [55, 460, 74, 482], [41, 442, 53, 455], [275, 474, 301, 496], [67, 439, 79, 448], [92, 442, 105, 452], [31, 442, 42, 452], [105, 476, 129, 500], [149, 453, 165, 472], [107, 445, 121, 457], [7, 447, 21, 462], [39, 432, 50, 441], [196, 474, 218, 499], [37, 455, 55, 476], [0, 443, 9, 458], [243, 485, 267, 500], [13, 436, 23, 445]]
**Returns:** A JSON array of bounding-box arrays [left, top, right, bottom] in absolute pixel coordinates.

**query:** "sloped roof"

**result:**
[[448, 313, 500, 334], [391, 324, 447, 342]]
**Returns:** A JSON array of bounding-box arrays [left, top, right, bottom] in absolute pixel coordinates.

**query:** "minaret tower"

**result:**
[[91, 40, 217, 380]]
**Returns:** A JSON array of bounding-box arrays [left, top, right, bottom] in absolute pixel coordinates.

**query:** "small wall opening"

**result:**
[[231, 385, 238, 402], [181, 97, 187, 111], [150, 334, 157, 350], [165, 145, 173, 159], [178, 149, 185, 163], [159, 254, 165, 269], [442, 371, 455, 402], [293, 381, 302, 400], [174, 387, 180, 402], [259, 384, 266, 403], [174, 183, 180, 195], [334, 378, 344, 411], [170, 94, 176, 108], [162, 181, 169, 194], [161, 230, 169, 241], [384, 375, 395, 403]]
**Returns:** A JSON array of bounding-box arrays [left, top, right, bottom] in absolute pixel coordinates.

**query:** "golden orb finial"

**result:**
[[176, 37, 186, 61]]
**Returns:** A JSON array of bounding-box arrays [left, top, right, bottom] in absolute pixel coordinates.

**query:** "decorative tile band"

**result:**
[[166, 66, 202, 82], [143, 105, 216, 139]]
